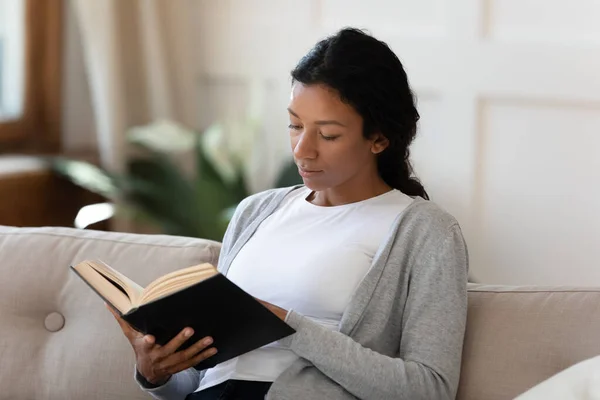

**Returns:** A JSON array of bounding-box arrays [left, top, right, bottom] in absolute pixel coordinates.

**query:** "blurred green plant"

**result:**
[[46, 120, 302, 240]]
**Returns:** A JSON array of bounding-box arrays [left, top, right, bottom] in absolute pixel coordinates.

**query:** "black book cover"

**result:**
[[120, 273, 296, 371]]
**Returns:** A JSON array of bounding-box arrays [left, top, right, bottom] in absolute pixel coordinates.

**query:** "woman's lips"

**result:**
[[298, 166, 323, 178]]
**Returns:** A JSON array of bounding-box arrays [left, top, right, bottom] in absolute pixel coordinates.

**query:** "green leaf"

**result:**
[[126, 119, 197, 153], [123, 154, 206, 237], [46, 157, 119, 199], [192, 140, 234, 239]]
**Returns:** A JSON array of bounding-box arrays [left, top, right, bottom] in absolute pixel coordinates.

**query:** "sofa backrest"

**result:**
[[3, 225, 599, 399], [458, 284, 600, 400], [0, 225, 221, 400]]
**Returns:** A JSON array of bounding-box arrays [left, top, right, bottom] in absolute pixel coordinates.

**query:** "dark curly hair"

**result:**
[[291, 27, 428, 200]]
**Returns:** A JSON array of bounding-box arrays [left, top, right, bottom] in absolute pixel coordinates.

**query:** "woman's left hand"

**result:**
[[255, 298, 289, 321]]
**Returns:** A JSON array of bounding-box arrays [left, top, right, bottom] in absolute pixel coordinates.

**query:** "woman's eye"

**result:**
[[288, 124, 302, 130], [321, 134, 338, 141]]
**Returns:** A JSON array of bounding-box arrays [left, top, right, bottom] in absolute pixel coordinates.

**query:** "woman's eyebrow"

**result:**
[[287, 108, 346, 127]]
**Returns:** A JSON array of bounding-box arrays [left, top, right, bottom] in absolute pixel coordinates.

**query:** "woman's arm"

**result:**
[[278, 224, 469, 400], [135, 367, 205, 400], [134, 198, 254, 399]]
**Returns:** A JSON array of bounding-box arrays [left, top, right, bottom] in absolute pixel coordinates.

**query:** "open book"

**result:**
[[72, 260, 220, 315], [71, 260, 295, 370]]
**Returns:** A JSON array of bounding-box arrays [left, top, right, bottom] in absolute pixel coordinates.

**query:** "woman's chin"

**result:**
[[302, 178, 329, 192]]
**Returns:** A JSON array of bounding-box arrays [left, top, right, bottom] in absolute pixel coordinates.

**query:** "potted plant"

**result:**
[[47, 119, 301, 241]]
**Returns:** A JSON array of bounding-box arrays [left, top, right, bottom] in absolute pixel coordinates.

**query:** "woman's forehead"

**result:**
[[289, 83, 359, 122]]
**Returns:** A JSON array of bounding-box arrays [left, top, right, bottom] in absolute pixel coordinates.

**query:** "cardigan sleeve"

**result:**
[[278, 224, 469, 400]]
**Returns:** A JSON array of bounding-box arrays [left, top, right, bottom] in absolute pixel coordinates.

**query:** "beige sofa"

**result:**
[[1, 225, 599, 400]]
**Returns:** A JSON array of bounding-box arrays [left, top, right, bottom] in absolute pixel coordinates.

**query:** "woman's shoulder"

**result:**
[[241, 184, 304, 207], [400, 196, 462, 234], [221, 185, 304, 250], [234, 185, 304, 220], [391, 197, 469, 270]]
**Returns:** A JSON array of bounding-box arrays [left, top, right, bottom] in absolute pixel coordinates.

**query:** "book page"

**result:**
[[72, 262, 133, 314], [85, 260, 144, 305], [139, 263, 217, 306]]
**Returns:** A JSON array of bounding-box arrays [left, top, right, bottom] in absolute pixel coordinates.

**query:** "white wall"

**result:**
[[190, 0, 600, 286]]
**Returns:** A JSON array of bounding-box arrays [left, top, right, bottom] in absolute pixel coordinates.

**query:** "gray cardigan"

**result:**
[[139, 185, 469, 400]]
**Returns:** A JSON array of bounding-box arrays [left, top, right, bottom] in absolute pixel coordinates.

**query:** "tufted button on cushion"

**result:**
[[44, 312, 65, 332], [0, 225, 222, 400]]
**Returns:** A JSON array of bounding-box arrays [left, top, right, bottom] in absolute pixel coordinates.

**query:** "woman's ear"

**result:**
[[371, 133, 389, 154]]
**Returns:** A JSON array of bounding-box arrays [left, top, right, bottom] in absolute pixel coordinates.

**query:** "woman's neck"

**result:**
[[307, 177, 392, 207]]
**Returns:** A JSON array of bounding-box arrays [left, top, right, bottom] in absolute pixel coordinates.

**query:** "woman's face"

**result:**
[[287, 83, 386, 192]]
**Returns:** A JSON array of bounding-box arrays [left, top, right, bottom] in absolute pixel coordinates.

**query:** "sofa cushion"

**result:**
[[0, 225, 221, 400], [457, 284, 600, 400], [514, 354, 600, 400]]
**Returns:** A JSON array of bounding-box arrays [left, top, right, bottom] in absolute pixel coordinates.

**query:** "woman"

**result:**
[[110, 27, 469, 400]]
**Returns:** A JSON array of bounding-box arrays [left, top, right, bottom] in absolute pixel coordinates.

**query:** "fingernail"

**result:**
[[203, 337, 213, 345], [144, 336, 153, 344], [184, 329, 193, 337]]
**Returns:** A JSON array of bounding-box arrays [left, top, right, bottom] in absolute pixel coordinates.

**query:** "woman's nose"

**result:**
[[293, 131, 318, 160]]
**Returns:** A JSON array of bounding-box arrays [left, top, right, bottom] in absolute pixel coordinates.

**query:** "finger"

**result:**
[[106, 303, 138, 340], [164, 346, 218, 376], [138, 334, 156, 351], [181, 336, 214, 360], [158, 327, 195, 356], [160, 336, 214, 369]]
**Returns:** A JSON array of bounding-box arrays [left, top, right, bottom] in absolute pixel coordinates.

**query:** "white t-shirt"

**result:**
[[196, 186, 413, 392]]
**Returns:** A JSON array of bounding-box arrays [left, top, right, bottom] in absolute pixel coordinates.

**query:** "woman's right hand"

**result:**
[[107, 304, 218, 385]]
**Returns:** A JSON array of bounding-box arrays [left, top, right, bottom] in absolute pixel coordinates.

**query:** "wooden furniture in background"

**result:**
[[0, 166, 108, 230]]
